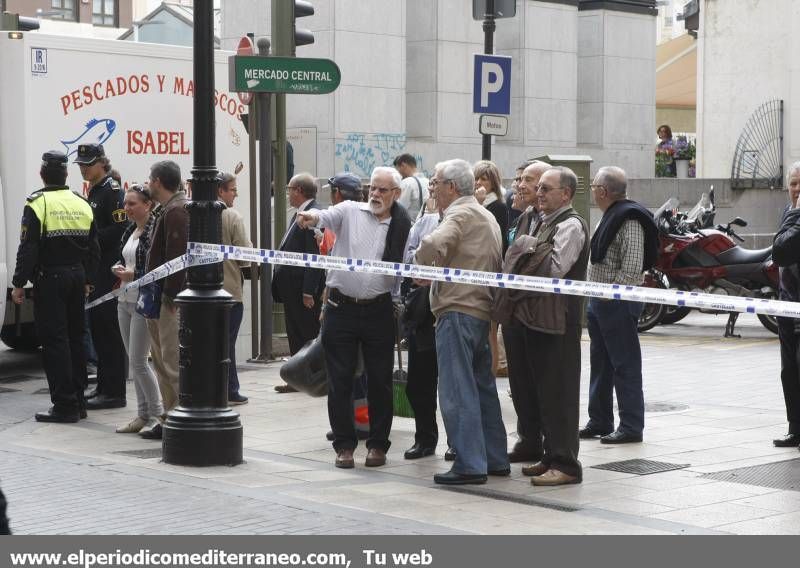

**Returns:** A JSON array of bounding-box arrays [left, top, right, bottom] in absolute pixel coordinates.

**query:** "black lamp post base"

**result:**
[[163, 409, 243, 466]]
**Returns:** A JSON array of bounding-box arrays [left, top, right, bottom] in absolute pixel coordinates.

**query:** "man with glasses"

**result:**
[[272, 173, 326, 394], [515, 166, 590, 486], [297, 167, 412, 469], [414, 159, 508, 485], [75, 143, 128, 410], [581, 167, 658, 445]]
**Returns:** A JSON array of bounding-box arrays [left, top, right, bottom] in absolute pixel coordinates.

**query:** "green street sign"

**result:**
[[228, 55, 341, 95]]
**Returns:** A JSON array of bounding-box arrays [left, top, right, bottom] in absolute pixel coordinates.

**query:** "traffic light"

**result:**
[[292, 1, 314, 54]]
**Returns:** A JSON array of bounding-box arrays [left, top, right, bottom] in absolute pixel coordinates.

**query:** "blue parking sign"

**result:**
[[473, 54, 511, 115]]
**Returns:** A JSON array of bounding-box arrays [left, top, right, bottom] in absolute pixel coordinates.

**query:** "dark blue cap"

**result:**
[[74, 143, 105, 165], [328, 172, 362, 197]]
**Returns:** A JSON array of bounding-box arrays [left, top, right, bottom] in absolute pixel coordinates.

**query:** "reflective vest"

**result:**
[[28, 188, 94, 239]]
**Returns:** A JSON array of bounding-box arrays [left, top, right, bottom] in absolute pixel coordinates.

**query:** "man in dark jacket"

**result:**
[[771, 162, 800, 449], [272, 173, 326, 393], [140, 160, 188, 439], [76, 143, 128, 410], [580, 166, 658, 445]]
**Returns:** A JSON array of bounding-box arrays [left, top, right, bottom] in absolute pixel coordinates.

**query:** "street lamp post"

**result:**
[[162, 0, 243, 466]]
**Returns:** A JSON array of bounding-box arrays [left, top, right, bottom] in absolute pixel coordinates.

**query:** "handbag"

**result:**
[[135, 281, 162, 319]]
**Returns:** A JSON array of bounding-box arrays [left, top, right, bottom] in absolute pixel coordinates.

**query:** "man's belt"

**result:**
[[329, 288, 390, 306]]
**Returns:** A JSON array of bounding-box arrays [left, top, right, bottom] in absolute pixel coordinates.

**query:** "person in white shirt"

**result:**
[[393, 153, 429, 220]]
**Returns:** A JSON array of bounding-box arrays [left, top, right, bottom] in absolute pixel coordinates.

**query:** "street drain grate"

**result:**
[[33, 388, 51, 395], [645, 401, 689, 413], [701, 458, 800, 491], [591, 459, 690, 475], [112, 448, 163, 459], [441, 486, 580, 512], [0, 374, 39, 384], [0, 387, 19, 393]]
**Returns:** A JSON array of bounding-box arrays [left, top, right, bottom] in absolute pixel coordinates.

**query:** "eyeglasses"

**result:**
[[286, 185, 300, 191], [429, 178, 451, 188], [368, 185, 399, 195], [536, 183, 564, 194], [128, 185, 151, 199], [590, 184, 606, 191]]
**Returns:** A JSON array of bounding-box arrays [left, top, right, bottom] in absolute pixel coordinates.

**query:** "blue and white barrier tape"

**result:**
[[87, 240, 800, 319]]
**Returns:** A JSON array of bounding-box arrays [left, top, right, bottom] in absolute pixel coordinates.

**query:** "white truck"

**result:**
[[0, 32, 252, 349]]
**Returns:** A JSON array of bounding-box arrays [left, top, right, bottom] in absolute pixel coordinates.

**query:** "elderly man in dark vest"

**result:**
[[513, 166, 590, 487]]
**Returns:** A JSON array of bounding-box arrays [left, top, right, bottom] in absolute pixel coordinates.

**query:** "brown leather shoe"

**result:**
[[531, 469, 580, 486], [365, 448, 386, 467], [521, 461, 549, 477], [335, 449, 354, 469], [274, 383, 298, 393]]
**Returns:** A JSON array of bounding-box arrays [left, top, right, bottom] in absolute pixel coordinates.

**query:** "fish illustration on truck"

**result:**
[[60, 118, 116, 157]]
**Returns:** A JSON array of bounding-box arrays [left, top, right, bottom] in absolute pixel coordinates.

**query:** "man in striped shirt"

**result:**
[[581, 166, 657, 445]]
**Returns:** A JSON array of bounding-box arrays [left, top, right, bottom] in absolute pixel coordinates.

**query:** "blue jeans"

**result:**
[[436, 312, 509, 475], [587, 299, 645, 435]]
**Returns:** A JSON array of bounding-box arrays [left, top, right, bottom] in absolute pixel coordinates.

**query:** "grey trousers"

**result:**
[[118, 301, 163, 419]]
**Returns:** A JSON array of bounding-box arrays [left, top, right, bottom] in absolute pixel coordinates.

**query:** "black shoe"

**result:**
[[488, 468, 511, 477], [508, 448, 542, 463], [773, 433, 800, 447], [434, 470, 487, 485], [139, 423, 163, 440], [85, 395, 126, 410], [600, 430, 643, 444], [228, 392, 249, 406], [579, 426, 613, 439], [274, 384, 298, 393], [35, 407, 79, 423], [444, 447, 456, 461], [404, 443, 436, 460], [79, 407, 88, 419]]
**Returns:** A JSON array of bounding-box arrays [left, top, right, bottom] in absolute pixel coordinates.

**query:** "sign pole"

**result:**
[[256, 37, 274, 362], [482, 0, 496, 161]]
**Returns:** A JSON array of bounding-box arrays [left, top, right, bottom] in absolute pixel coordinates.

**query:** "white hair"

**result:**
[[788, 161, 800, 182], [370, 166, 402, 188], [596, 166, 628, 198], [436, 159, 474, 196]]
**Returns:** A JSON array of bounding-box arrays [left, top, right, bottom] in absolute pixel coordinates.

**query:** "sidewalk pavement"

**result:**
[[2, 313, 800, 535]]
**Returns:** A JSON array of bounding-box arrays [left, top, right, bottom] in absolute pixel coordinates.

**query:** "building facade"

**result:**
[[220, 0, 658, 179], [4, 0, 144, 39]]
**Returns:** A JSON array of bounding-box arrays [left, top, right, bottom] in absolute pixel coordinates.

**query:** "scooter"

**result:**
[[638, 191, 778, 337]]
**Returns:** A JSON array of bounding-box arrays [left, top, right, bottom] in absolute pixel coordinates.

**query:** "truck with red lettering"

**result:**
[[0, 32, 251, 349]]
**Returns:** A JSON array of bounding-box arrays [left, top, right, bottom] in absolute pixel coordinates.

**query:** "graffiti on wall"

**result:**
[[334, 133, 427, 178]]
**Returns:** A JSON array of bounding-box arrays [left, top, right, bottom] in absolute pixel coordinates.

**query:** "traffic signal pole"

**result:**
[[257, 38, 274, 361], [482, 0, 496, 161], [272, 1, 292, 248]]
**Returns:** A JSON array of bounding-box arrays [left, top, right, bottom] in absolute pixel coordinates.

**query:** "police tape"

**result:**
[[86, 241, 800, 319]]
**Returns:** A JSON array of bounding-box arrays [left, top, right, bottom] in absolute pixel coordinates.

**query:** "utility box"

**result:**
[[533, 155, 593, 222]]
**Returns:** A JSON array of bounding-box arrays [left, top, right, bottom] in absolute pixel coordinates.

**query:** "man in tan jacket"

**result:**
[[414, 158, 508, 485]]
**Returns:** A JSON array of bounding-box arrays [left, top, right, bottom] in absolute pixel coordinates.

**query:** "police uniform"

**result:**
[[75, 143, 129, 408], [12, 151, 100, 422]]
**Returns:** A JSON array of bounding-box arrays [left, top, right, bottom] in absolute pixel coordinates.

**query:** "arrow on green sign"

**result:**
[[229, 55, 341, 95]]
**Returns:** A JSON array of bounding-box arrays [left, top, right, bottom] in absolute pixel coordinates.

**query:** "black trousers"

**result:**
[[33, 265, 87, 413], [777, 317, 800, 434], [0, 486, 9, 535], [88, 296, 126, 398], [278, 278, 321, 355], [503, 323, 544, 457], [321, 298, 394, 452], [527, 325, 583, 478], [406, 333, 439, 447]]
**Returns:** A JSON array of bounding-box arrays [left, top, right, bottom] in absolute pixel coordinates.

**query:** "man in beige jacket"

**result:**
[[414, 158, 509, 485]]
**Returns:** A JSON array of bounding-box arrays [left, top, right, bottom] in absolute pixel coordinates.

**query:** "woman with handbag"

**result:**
[[111, 185, 163, 433]]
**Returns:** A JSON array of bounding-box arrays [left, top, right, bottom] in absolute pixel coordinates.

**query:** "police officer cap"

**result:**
[[41, 150, 68, 170], [328, 172, 362, 197], [74, 143, 106, 165]]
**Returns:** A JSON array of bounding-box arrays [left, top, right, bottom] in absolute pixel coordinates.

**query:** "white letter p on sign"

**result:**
[[480, 63, 504, 108]]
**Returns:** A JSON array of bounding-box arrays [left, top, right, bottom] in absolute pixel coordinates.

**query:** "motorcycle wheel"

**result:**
[[638, 302, 665, 333], [660, 305, 692, 325], [757, 314, 779, 335]]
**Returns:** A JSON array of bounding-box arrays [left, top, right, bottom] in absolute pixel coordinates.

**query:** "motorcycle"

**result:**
[[638, 190, 779, 337]]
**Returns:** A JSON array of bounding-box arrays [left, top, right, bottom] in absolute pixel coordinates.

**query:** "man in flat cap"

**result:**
[[12, 151, 100, 422], [75, 143, 128, 410]]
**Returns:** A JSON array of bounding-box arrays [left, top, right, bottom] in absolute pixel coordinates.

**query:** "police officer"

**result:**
[[11, 151, 100, 422], [75, 143, 129, 409]]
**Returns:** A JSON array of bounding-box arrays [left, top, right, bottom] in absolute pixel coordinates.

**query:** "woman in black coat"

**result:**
[[473, 160, 509, 255]]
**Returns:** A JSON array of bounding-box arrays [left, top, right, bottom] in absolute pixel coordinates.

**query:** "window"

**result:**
[[50, 0, 78, 22], [92, 0, 117, 27]]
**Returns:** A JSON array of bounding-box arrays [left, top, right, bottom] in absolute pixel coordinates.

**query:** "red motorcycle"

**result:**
[[638, 191, 779, 336]]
